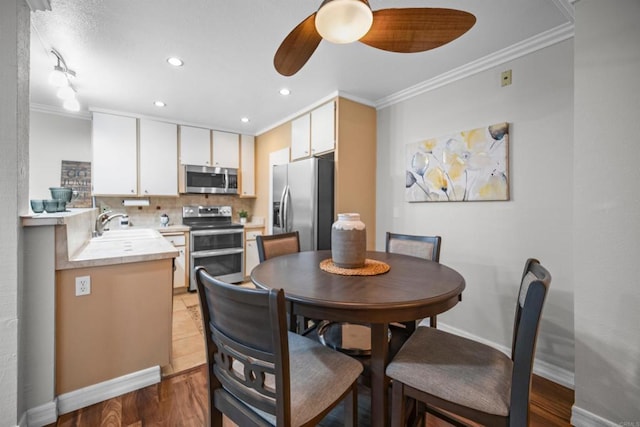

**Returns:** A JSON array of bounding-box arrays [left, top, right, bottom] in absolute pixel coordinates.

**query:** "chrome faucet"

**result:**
[[93, 211, 126, 237]]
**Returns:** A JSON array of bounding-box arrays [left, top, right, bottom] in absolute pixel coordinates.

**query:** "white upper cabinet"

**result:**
[[179, 125, 211, 166], [240, 134, 255, 197], [212, 131, 240, 168], [139, 119, 178, 196], [310, 100, 335, 155], [92, 112, 138, 196], [290, 113, 311, 161], [291, 101, 336, 161]]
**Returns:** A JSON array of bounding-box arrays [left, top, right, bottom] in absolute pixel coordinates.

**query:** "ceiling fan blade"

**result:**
[[359, 8, 476, 53], [274, 13, 323, 76]]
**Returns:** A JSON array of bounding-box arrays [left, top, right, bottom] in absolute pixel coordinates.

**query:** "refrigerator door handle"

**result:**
[[283, 185, 291, 232], [278, 185, 287, 232]]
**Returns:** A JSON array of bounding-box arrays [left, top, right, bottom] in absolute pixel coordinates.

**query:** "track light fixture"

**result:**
[[49, 49, 80, 111]]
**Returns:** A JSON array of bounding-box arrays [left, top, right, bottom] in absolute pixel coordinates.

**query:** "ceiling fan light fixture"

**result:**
[[315, 0, 373, 44]]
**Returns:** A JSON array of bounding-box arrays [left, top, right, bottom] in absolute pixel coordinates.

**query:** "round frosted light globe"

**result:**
[[48, 68, 68, 87], [56, 85, 76, 100], [315, 0, 373, 44], [63, 98, 80, 112]]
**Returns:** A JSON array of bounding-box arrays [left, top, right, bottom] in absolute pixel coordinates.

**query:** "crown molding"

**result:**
[[375, 22, 575, 110], [30, 103, 92, 120]]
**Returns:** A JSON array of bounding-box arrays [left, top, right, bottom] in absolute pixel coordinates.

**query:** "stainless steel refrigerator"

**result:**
[[272, 157, 334, 251]]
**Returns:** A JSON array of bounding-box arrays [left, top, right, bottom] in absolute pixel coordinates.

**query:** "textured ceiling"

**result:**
[[29, 0, 573, 135]]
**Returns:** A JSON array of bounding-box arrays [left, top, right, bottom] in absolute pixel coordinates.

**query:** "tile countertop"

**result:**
[[21, 208, 179, 269]]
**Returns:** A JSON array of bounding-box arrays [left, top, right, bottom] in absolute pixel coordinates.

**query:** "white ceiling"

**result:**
[[29, 0, 574, 135]]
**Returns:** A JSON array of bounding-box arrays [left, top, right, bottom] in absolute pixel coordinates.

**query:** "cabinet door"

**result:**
[[92, 113, 138, 195], [245, 239, 260, 278], [180, 125, 211, 166], [291, 113, 311, 160], [311, 101, 335, 155], [240, 134, 255, 197], [212, 131, 239, 168], [139, 119, 178, 196], [173, 246, 186, 288]]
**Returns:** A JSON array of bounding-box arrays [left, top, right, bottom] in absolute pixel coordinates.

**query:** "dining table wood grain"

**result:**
[[251, 249, 465, 427]]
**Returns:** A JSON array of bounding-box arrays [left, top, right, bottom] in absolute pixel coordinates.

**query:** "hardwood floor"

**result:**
[[48, 363, 574, 427], [49, 290, 574, 426]]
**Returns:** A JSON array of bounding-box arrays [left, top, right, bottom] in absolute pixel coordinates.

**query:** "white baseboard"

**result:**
[[571, 406, 619, 427], [25, 400, 57, 427], [437, 323, 575, 389], [57, 366, 160, 415]]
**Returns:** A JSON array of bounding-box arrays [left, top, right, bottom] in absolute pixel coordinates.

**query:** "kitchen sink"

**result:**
[[93, 228, 160, 242]]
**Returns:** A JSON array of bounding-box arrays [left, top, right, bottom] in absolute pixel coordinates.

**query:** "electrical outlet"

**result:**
[[75, 275, 91, 296], [501, 69, 512, 87]]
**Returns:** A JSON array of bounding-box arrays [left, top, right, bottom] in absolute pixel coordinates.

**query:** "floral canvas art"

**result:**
[[405, 122, 509, 202]]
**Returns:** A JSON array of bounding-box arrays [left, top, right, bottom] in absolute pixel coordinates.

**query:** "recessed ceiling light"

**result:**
[[154, 101, 166, 107], [241, 117, 250, 123], [279, 88, 291, 96], [167, 57, 184, 67]]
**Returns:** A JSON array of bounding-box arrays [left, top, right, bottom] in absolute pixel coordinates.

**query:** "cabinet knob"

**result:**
[[131, 189, 135, 193]]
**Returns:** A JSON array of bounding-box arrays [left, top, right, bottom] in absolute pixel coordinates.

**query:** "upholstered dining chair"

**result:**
[[386, 232, 442, 329], [385, 258, 551, 427], [317, 232, 442, 358], [256, 231, 300, 263], [195, 266, 363, 427], [255, 231, 311, 333]]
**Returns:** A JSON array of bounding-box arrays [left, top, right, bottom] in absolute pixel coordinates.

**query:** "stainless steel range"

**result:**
[[183, 205, 244, 291]]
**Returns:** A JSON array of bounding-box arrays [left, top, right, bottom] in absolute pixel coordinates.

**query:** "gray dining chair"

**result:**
[[386, 232, 442, 329], [195, 266, 363, 427], [317, 232, 442, 357], [386, 258, 551, 427], [255, 231, 313, 334], [256, 231, 300, 263]]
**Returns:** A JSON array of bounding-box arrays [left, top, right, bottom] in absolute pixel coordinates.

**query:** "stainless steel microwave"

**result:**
[[179, 164, 238, 195]]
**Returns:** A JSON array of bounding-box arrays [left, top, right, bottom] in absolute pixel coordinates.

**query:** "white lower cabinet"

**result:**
[[244, 228, 263, 279], [160, 231, 189, 289]]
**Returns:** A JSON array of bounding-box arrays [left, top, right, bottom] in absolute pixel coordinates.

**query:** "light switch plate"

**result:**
[[501, 69, 512, 87]]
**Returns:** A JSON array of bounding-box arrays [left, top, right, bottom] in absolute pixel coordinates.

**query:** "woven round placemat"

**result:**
[[319, 258, 390, 276]]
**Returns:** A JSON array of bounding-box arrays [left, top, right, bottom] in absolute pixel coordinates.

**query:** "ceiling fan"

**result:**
[[274, 0, 476, 76]]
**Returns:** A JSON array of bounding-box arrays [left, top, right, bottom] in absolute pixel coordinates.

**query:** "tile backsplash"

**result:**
[[95, 195, 255, 228]]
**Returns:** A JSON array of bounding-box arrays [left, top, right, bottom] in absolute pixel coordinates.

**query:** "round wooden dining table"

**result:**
[[251, 250, 466, 427]]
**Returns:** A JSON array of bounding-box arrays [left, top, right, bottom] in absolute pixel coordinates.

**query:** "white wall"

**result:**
[[573, 0, 640, 424], [29, 110, 92, 200], [376, 40, 575, 379]]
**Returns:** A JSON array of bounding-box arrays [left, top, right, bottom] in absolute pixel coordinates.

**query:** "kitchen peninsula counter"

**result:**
[[22, 208, 178, 269], [22, 207, 176, 409]]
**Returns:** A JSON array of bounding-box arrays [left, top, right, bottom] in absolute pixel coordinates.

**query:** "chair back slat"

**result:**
[[386, 232, 442, 262], [196, 267, 290, 419], [509, 258, 551, 426], [256, 231, 300, 262]]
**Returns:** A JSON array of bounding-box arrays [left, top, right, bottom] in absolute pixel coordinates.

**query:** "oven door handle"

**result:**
[[191, 248, 244, 258], [191, 229, 244, 237]]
